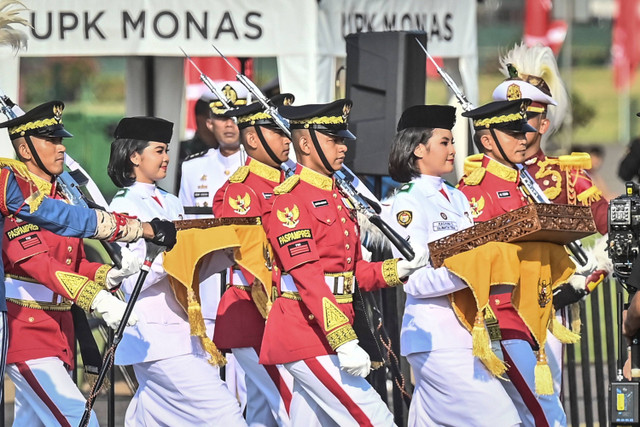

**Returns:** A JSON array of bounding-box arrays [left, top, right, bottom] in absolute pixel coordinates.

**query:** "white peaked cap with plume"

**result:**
[[0, 0, 28, 51], [499, 43, 571, 141]]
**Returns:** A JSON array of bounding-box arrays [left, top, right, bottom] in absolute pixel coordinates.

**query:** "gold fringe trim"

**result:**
[[577, 185, 603, 206], [0, 159, 45, 212], [229, 166, 250, 183], [274, 175, 300, 195], [463, 153, 484, 176], [559, 152, 592, 171], [548, 317, 581, 343], [186, 289, 226, 366], [535, 350, 555, 395], [463, 167, 486, 186]]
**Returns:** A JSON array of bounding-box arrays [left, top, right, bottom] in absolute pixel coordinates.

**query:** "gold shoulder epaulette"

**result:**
[[464, 153, 484, 176], [463, 167, 486, 186], [0, 158, 31, 180], [229, 166, 250, 183], [274, 175, 300, 194], [558, 152, 591, 171]]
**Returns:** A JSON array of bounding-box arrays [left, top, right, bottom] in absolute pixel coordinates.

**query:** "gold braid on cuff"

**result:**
[[326, 324, 357, 350], [382, 258, 403, 287], [93, 264, 112, 287], [76, 280, 104, 312]]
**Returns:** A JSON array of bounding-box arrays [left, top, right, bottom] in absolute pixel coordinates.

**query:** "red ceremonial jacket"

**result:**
[[212, 157, 283, 351], [3, 175, 111, 368], [259, 165, 402, 365], [524, 149, 608, 234], [457, 155, 535, 345]]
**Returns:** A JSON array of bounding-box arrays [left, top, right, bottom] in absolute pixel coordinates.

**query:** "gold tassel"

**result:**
[[471, 310, 508, 376], [534, 350, 554, 395], [251, 281, 271, 320], [472, 310, 491, 359], [186, 289, 226, 366], [548, 317, 581, 344], [570, 303, 582, 334], [371, 361, 385, 370]]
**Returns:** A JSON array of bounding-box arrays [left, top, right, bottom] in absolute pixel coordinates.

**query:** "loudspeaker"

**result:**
[[345, 31, 427, 176]]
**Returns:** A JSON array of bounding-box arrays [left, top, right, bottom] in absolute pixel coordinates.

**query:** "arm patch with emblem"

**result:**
[[396, 210, 413, 227]]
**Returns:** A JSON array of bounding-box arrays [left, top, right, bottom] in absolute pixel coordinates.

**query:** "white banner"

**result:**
[[319, 0, 476, 57], [18, 0, 315, 57]]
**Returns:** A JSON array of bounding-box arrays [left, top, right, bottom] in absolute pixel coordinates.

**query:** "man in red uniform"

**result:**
[[260, 99, 427, 426], [458, 98, 567, 427], [492, 45, 612, 402], [1, 101, 142, 427], [213, 94, 295, 427]]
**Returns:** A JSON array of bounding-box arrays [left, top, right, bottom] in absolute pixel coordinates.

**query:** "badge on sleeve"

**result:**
[[229, 193, 251, 215], [277, 204, 300, 228], [322, 297, 349, 331], [396, 210, 413, 227]]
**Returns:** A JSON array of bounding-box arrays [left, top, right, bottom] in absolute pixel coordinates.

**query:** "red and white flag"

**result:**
[[523, 0, 567, 55], [183, 57, 253, 137], [612, 0, 640, 90]]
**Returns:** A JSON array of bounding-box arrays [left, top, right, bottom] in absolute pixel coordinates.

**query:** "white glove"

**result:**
[[396, 245, 429, 278], [336, 339, 371, 378], [91, 290, 138, 330], [105, 247, 142, 290]]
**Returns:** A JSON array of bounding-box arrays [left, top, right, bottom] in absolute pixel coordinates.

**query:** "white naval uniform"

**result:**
[[109, 182, 246, 427], [179, 148, 243, 217], [177, 147, 247, 410], [390, 175, 521, 427]]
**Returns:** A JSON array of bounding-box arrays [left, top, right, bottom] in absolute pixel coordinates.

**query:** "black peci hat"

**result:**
[[113, 117, 173, 144], [279, 99, 355, 140], [397, 105, 456, 132], [462, 99, 536, 133], [224, 93, 295, 129], [0, 101, 73, 140]]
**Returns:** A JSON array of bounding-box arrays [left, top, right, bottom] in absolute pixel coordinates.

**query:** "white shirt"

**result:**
[[178, 148, 243, 218], [109, 182, 204, 364], [390, 174, 475, 355]]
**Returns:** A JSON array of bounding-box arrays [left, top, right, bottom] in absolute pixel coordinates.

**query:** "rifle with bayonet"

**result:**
[[414, 38, 588, 266], [180, 47, 233, 111], [210, 43, 415, 261]]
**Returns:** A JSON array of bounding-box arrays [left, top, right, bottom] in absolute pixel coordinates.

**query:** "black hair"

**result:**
[[194, 99, 211, 117], [619, 137, 640, 181], [473, 129, 490, 153], [107, 138, 150, 188], [388, 127, 434, 183]]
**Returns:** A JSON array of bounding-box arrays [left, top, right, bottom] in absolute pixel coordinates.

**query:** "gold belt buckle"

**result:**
[[343, 276, 353, 294]]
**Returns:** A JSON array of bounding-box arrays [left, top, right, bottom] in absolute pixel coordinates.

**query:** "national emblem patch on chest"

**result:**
[[277, 204, 300, 228], [229, 193, 251, 215], [469, 196, 485, 218]]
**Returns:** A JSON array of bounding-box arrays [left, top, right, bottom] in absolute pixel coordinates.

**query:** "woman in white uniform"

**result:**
[[388, 105, 521, 427], [107, 116, 247, 427]]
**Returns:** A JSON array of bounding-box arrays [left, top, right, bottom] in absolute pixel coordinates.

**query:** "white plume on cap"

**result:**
[[499, 43, 571, 141], [0, 0, 28, 51]]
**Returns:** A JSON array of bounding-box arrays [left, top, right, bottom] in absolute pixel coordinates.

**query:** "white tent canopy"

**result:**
[[0, 0, 477, 186]]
